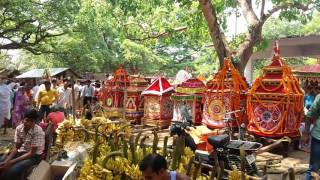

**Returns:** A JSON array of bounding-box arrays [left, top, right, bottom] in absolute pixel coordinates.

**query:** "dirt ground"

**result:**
[[0, 128, 15, 141], [267, 150, 309, 180]]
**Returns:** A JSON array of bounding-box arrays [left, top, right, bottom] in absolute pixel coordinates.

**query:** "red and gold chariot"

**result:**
[[101, 65, 129, 118], [125, 75, 148, 124], [171, 78, 206, 125], [141, 77, 174, 128], [247, 45, 304, 138], [202, 58, 248, 129]]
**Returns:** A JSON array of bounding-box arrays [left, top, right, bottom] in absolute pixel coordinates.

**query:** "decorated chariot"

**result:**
[[125, 75, 148, 123], [101, 65, 128, 118], [247, 46, 304, 138], [141, 77, 174, 128], [202, 58, 248, 129], [171, 78, 206, 125]]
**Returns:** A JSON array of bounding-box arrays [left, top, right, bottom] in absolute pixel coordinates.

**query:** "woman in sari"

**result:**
[[12, 83, 30, 127]]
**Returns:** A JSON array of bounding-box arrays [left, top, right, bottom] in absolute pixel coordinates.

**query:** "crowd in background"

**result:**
[[0, 76, 103, 133]]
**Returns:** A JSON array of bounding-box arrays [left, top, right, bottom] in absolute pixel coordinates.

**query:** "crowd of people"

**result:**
[[0, 76, 104, 133], [0, 76, 105, 180]]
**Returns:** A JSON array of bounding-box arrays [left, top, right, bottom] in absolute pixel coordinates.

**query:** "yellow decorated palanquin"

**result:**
[[171, 78, 206, 125], [247, 47, 304, 138], [141, 77, 174, 128], [125, 75, 148, 124], [101, 65, 129, 118], [202, 58, 248, 129]]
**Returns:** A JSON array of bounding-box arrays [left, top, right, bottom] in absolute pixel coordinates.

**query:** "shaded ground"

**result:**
[[0, 128, 15, 141], [267, 150, 309, 180]]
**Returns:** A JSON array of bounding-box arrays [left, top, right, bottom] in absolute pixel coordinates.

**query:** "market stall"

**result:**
[[202, 58, 248, 129], [293, 63, 320, 93], [247, 46, 304, 138], [141, 77, 174, 128]]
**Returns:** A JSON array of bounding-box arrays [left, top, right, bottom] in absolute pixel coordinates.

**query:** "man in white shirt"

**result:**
[[31, 84, 40, 101], [57, 81, 72, 116], [0, 76, 11, 134], [81, 80, 94, 109]]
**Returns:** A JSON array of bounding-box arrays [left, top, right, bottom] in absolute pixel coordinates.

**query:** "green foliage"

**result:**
[[0, 51, 13, 69], [14, 0, 216, 76], [0, 0, 80, 53], [193, 50, 219, 76], [303, 12, 320, 34], [120, 39, 168, 75], [253, 57, 318, 80], [305, 58, 318, 65], [1, 0, 320, 77], [230, 34, 246, 50], [262, 17, 304, 39]]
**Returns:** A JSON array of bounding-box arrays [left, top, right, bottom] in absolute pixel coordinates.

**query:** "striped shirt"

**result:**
[[14, 124, 45, 155]]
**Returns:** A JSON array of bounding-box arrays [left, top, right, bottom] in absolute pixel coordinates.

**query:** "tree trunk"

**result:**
[[198, 0, 230, 69], [236, 23, 263, 75], [198, 0, 261, 74], [233, 62, 245, 75]]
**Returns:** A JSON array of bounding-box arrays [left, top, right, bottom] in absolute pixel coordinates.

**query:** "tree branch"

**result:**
[[260, 0, 265, 18], [0, 19, 36, 36], [124, 22, 148, 32], [237, 0, 259, 25], [262, 2, 310, 22], [127, 26, 187, 41], [24, 46, 42, 55], [198, 0, 230, 65], [0, 31, 67, 54]]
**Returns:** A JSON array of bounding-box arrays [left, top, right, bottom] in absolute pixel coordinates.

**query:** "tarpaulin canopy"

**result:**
[[293, 64, 320, 83], [294, 64, 320, 72], [15, 68, 81, 79]]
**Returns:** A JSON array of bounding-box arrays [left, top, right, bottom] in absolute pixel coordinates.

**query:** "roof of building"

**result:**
[[15, 68, 81, 79]]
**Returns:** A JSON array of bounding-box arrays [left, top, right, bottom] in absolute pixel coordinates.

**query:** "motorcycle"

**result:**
[[197, 114, 262, 175], [203, 133, 262, 175], [169, 120, 197, 152], [170, 110, 262, 175]]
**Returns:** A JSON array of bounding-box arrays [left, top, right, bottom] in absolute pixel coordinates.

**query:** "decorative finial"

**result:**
[[274, 40, 280, 56], [42, 68, 50, 80]]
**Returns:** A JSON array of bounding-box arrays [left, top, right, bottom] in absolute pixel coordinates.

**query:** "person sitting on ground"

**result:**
[[90, 96, 102, 115], [0, 109, 45, 180], [139, 153, 190, 180]]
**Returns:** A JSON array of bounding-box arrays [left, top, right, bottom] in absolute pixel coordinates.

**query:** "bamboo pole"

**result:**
[[288, 168, 295, 180], [71, 77, 76, 124]]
